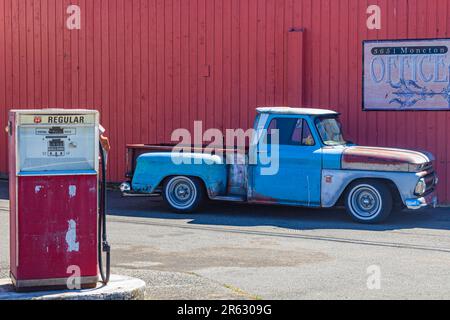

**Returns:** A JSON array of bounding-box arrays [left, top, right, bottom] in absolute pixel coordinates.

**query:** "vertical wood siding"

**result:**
[[0, 0, 449, 203]]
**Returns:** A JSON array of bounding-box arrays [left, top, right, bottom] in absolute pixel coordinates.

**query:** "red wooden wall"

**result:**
[[0, 0, 449, 203]]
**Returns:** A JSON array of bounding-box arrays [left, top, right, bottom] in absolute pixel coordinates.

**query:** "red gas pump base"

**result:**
[[10, 273, 98, 293]]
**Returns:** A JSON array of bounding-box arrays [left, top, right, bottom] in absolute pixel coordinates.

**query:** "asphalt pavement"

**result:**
[[1, 180, 449, 299]]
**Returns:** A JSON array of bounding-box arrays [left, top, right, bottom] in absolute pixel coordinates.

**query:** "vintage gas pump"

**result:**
[[7, 109, 110, 291]]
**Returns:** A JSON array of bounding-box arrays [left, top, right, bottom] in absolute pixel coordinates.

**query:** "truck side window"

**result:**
[[267, 118, 315, 146], [267, 118, 296, 145], [291, 119, 315, 146], [301, 120, 315, 146]]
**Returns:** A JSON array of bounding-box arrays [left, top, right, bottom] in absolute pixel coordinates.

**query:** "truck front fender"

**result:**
[[321, 169, 421, 207]]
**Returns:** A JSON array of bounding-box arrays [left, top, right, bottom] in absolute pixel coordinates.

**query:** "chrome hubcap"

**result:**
[[175, 184, 191, 200], [360, 192, 375, 209]]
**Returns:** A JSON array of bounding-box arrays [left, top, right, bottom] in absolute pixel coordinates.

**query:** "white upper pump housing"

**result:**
[[11, 109, 100, 174]]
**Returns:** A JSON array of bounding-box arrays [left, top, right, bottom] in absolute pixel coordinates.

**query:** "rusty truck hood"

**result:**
[[341, 146, 434, 172]]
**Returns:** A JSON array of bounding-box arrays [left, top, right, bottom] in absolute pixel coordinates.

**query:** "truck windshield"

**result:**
[[315, 116, 347, 146]]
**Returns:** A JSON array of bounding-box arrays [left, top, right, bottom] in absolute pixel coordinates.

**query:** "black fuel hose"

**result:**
[[98, 142, 111, 284]]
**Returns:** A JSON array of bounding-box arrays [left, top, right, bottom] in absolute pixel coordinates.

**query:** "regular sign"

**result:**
[[363, 39, 450, 111]]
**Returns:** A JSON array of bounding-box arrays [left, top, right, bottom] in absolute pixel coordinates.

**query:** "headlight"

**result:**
[[415, 178, 426, 196]]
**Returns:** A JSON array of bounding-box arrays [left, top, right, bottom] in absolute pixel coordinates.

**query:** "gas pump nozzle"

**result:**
[[99, 125, 111, 154], [98, 124, 111, 285]]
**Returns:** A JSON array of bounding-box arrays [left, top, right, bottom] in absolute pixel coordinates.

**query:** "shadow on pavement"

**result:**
[[107, 188, 450, 232], [1, 179, 448, 232]]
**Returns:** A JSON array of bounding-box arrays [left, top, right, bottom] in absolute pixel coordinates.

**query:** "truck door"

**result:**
[[250, 116, 322, 207]]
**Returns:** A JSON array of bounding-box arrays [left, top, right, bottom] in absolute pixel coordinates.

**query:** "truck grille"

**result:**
[[423, 170, 437, 194], [420, 162, 433, 172]]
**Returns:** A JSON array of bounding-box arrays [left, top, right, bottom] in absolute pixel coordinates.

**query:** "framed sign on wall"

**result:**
[[363, 38, 450, 111]]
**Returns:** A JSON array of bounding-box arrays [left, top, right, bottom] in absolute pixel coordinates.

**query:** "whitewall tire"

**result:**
[[162, 176, 204, 213], [345, 180, 393, 224]]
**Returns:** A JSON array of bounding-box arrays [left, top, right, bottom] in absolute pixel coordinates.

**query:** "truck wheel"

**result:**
[[345, 180, 393, 224], [162, 176, 204, 213]]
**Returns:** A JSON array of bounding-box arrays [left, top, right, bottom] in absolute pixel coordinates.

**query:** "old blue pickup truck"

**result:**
[[121, 107, 438, 224]]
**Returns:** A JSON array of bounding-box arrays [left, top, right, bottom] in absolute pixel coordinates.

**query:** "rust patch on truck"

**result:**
[[342, 146, 431, 172], [248, 191, 280, 204]]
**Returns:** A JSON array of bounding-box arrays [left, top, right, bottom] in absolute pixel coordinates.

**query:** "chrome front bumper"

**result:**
[[119, 181, 160, 197], [120, 181, 131, 193], [405, 191, 438, 210]]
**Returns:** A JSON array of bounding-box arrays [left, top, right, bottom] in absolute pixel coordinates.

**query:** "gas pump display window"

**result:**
[[18, 125, 96, 173]]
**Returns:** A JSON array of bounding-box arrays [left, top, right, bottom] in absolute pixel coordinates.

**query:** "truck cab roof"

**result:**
[[256, 107, 338, 116]]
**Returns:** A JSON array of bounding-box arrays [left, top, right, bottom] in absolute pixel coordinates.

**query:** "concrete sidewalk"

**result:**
[[0, 275, 145, 300]]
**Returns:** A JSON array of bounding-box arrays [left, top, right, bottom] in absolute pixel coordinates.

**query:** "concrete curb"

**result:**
[[0, 274, 146, 300]]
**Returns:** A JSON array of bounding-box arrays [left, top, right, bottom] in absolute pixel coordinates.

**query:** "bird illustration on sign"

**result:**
[[389, 67, 450, 109]]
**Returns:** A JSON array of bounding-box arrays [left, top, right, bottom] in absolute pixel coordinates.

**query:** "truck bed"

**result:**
[[125, 143, 248, 179]]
